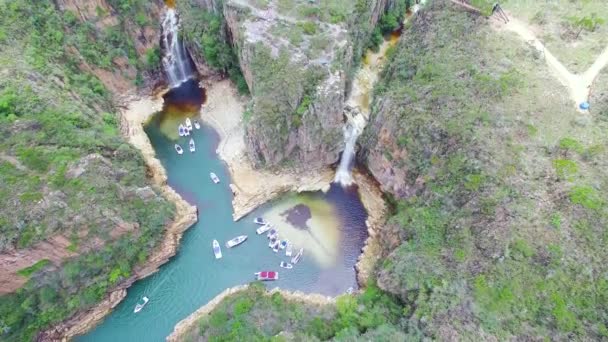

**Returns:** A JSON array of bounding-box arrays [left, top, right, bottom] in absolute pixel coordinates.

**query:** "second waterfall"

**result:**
[[161, 8, 194, 88]]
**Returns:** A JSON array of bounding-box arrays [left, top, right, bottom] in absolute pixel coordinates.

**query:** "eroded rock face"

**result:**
[[219, 0, 390, 170], [56, 0, 166, 93]]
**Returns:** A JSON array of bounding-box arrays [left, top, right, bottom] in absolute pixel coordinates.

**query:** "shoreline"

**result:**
[[42, 79, 387, 341], [166, 284, 335, 341], [198, 79, 335, 221], [39, 95, 198, 341]]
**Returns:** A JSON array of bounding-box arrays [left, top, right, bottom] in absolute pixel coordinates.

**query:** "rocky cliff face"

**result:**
[[216, 0, 391, 170], [56, 0, 166, 94]]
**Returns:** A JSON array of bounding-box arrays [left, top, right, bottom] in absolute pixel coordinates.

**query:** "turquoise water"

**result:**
[[79, 119, 368, 341]]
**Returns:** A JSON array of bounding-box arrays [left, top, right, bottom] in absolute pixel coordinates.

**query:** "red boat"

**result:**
[[255, 271, 279, 281]]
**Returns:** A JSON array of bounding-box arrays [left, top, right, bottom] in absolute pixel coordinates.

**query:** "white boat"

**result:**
[[226, 235, 247, 248], [194, 120, 201, 130], [178, 124, 186, 137], [175, 144, 184, 155], [291, 248, 303, 264], [268, 240, 279, 253], [184, 128, 190, 136], [267, 228, 278, 239], [133, 296, 149, 313], [256, 224, 271, 235], [272, 243, 280, 253], [279, 240, 288, 250], [210, 172, 220, 184], [185, 117, 193, 131], [254, 217, 268, 225], [213, 239, 222, 259], [285, 243, 293, 257], [280, 261, 293, 269], [189, 138, 195, 153], [268, 237, 278, 248], [346, 287, 354, 295]]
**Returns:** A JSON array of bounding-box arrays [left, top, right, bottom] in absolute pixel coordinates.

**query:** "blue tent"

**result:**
[[579, 102, 590, 110]]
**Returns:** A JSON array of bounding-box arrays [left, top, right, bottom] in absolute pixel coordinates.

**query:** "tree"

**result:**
[[568, 14, 605, 39]]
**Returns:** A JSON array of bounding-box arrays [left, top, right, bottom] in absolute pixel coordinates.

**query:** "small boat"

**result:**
[[272, 242, 280, 253], [285, 243, 293, 257], [189, 138, 196, 153], [194, 120, 201, 130], [212, 239, 222, 259], [210, 172, 220, 184], [175, 144, 184, 155], [280, 261, 293, 269], [268, 238, 278, 248], [256, 224, 271, 235], [226, 235, 247, 248], [133, 296, 149, 313], [255, 271, 279, 281], [184, 128, 190, 136], [254, 217, 268, 225], [178, 124, 186, 137], [291, 248, 303, 264], [185, 117, 193, 131], [279, 240, 288, 250], [267, 228, 277, 239], [346, 287, 354, 295]]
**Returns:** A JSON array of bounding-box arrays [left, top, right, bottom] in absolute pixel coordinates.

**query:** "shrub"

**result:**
[[569, 185, 602, 210]]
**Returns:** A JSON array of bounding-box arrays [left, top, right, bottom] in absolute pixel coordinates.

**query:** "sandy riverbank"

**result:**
[[199, 79, 334, 221], [166, 284, 335, 341], [39, 95, 198, 341]]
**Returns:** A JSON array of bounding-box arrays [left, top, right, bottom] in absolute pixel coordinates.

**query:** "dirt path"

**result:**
[[448, 0, 608, 110]]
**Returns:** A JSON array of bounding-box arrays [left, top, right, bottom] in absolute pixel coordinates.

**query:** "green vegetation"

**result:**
[[359, 0, 607, 339], [181, 282, 407, 341], [17, 260, 51, 278], [179, 2, 249, 94], [0, 1, 174, 340]]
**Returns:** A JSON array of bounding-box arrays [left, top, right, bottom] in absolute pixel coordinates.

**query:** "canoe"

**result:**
[[210, 172, 220, 184], [291, 248, 303, 264], [256, 224, 271, 235], [189, 138, 195, 153], [255, 271, 278, 281], [285, 243, 293, 257], [280, 261, 293, 269], [175, 144, 183, 155], [254, 217, 268, 225], [133, 296, 149, 313], [226, 235, 247, 248], [213, 239, 222, 259]]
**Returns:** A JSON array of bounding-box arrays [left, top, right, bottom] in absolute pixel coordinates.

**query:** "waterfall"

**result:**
[[161, 9, 193, 88], [334, 110, 366, 186]]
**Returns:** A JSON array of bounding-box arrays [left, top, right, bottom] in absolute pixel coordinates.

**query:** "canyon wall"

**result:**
[[56, 0, 166, 93], [218, 0, 391, 170]]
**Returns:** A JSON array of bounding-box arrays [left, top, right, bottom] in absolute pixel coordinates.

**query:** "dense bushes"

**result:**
[[0, 1, 175, 340], [184, 282, 405, 341], [179, 4, 249, 94]]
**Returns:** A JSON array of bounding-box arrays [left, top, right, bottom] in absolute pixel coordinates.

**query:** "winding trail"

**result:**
[[449, 0, 608, 110]]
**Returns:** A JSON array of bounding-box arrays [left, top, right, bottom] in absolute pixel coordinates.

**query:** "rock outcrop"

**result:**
[[215, 0, 392, 170], [56, 0, 166, 93]]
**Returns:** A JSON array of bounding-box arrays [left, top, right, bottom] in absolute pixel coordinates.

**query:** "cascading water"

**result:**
[[334, 2, 425, 187], [334, 110, 366, 186], [161, 9, 193, 88]]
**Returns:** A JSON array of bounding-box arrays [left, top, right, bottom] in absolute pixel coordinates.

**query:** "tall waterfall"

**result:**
[[161, 9, 193, 88], [334, 110, 366, 186]]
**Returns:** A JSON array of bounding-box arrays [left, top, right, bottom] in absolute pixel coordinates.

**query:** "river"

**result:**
[[78, 81, 369, 341]]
